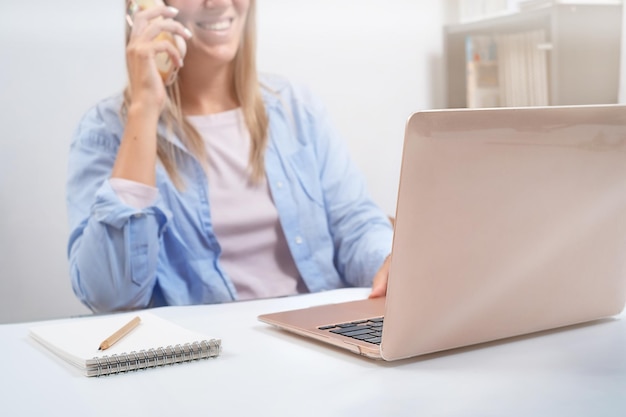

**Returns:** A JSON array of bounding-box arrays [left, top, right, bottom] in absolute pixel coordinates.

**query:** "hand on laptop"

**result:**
[[369, 254, 391, 298]]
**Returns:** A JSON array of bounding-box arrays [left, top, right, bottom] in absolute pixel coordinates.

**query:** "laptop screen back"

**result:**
[[382, 105, 626, 360]]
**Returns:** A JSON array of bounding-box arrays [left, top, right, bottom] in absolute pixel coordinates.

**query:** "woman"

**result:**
[[66, 0, 392, 313]]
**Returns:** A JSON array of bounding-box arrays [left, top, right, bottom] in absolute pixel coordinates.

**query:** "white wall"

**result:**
[[0, 0, 445, 323], [0, 1, 126, 324]]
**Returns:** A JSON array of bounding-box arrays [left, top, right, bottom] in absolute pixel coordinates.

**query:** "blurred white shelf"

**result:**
[[445, 2, 622, 108]]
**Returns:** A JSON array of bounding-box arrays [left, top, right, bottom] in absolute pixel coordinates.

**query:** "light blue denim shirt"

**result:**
[[67, 74, 393, 313]]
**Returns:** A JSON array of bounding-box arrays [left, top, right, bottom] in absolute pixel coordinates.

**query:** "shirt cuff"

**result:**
[[109, 178, 159, 210]]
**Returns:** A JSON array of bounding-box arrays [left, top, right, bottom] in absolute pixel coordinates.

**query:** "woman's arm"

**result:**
[[301, 90, 394, 288], [66, 6, 191, 312], [66, 103, 170, 313], [112, 4, 190, 185]]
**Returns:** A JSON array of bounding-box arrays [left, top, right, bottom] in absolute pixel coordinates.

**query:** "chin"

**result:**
[[188, 42, 240, 66]]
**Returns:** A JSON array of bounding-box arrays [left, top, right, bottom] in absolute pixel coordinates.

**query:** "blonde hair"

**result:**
[[122, 0, 268, 187]]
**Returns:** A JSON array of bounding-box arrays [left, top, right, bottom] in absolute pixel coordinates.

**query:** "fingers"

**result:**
[[368, 255, 391, 299], [129, 4, 179, 32], [153, 38, 185, 69], [137, 17, 193, 45], [126, 4, 191, 90], [127, 32, 185, 66], [368, 280, 387, 299], [129, 6, 191, 45]]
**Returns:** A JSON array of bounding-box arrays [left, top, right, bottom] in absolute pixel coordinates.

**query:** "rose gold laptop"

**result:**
[[259, 104, 626, 361]]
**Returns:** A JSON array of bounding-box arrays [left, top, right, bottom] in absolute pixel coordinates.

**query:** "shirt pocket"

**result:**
[[287, 147, 325, 208]]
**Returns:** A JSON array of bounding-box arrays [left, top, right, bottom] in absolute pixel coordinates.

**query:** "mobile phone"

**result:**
[[126, 0, 185, 85]]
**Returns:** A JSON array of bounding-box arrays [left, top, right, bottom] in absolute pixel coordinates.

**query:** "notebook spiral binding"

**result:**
[[90, 339, 221, 377]]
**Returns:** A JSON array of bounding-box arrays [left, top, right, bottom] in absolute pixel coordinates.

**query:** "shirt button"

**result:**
[[295, 236, 303, 244], [133, 213, 144, 219], [277, 181, 284, 189]]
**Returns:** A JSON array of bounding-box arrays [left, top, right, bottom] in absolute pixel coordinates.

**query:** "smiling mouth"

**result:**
[[196, 19, 233, 31]]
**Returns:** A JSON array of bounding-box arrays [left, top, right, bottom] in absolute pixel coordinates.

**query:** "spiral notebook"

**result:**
[[29, 312, 221, 377]]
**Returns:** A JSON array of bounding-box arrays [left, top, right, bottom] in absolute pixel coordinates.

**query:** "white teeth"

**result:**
[[197, 20, 231, 31]]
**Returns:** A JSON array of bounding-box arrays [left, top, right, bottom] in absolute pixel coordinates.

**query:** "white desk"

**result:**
[[1, 288, 625, 416]]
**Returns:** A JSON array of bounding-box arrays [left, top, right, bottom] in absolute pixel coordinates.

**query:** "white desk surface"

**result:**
[[1, 288, 625, 416]]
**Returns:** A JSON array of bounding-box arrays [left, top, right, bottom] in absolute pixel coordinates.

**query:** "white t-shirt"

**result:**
[[186, 109, 307, 300]]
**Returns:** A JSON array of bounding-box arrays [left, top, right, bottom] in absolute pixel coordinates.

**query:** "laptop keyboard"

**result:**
[[318, 317, 384, 345]]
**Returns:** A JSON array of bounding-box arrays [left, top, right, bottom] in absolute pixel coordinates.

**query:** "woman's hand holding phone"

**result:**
[[112, 1, 192, 187], [125, 0, 192, 112]]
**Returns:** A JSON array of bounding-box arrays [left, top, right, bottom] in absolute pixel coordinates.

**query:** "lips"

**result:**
[[196, 18, 233, 32]]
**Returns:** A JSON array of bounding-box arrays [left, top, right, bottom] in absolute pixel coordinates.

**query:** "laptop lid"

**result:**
[[260, 104, 626, 361]]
